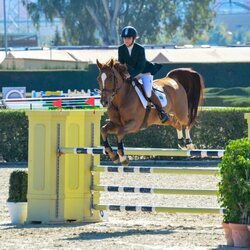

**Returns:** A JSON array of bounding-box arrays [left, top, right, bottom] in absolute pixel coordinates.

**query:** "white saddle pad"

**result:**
[[132, 81, 167, 109]]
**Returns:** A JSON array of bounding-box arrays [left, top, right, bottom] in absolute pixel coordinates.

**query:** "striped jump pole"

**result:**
[[92, 165, 219, 175], [93, 204, 222, 214], [93, 185, 217, 196], [59, 147, 225, 158]]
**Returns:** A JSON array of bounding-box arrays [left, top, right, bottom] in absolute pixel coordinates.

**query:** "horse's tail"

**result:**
[[167, 68, 205, 127]]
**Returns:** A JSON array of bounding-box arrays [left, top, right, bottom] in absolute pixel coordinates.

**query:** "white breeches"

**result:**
[[138, 73, 153, 98]]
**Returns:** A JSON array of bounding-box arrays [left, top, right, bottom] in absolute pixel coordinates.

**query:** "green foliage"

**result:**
[[7, 170, 28, 202], [0, 110, 28, 162], [1, 108, 250, 162], [53, 27, 66, 46], [197, 22, 250, 46], [193, 109, 249, 149], [205, 96, 250, 107], [218, 138, 250, 223], [182, 0, 215, 42], [22, 0, 215, 45], [205, 88, 225, 94], [205, 87, 250, 107], [210, 87, 250, 96]]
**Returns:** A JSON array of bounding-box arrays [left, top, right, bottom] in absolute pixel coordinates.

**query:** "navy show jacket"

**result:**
[[118, 43, 162, 78]]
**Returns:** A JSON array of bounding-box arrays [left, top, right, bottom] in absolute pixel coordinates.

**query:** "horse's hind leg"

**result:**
[[177, 128, 186, 149], [176, 127, 194, 149], [184, 126, 195, 149], [101, 122, 120, 164]]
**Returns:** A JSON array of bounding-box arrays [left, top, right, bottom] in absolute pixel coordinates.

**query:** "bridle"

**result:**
[[101, 67, 121, 98]]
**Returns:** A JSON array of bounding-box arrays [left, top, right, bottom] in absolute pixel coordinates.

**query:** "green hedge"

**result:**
[[0, 108, 250, 162], [0, 110, 28, 162], [103, 108, 249, 149]]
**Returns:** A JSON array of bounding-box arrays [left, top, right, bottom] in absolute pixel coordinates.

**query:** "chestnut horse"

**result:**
[[97, 59, 204, 166]]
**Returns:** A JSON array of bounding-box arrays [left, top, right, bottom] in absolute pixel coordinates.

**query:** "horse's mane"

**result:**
[[107, 59, 128, 80]]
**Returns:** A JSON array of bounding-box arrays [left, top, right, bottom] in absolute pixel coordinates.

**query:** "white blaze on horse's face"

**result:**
[[100, 71, 112, 107], [101, 73, 107, 89]]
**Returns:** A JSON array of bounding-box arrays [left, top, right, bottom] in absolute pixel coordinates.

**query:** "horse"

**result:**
[[96, 58, 204, 166]]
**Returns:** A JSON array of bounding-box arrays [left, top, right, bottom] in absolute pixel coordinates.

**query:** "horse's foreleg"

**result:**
[[116, 120, 138, 166], [101, 122, 120, 164], [117, 139, 129, 166], [184, 126, 195, 149]]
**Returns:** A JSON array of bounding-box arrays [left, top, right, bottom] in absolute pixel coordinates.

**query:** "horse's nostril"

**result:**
[[101, 100, 108, 107]]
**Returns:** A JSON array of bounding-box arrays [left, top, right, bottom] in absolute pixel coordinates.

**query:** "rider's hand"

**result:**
[[126, 76, 133, 83]]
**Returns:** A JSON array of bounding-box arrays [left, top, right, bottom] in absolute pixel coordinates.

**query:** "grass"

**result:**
[[204, 87, 250, 107]]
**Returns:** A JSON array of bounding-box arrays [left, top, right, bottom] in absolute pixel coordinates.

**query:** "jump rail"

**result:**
[[92, 166, 219, 175], [93, 185, 217, 196], [59, 147, 225, 158], [93, 204, 223, 214], [58, 130, 224, 216]]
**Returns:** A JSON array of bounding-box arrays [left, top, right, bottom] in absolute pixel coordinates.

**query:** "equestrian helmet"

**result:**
[[121, 26, 138, 38]]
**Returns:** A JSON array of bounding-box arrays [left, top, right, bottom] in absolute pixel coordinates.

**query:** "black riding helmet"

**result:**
[[121, 26, 138, 38]]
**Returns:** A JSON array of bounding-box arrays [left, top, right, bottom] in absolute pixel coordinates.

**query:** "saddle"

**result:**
[[131, 78, 167, 109]]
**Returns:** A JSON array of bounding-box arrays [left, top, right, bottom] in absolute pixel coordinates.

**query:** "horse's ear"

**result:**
[[96, 59, 103, 69], [109, 58, 114, 68]]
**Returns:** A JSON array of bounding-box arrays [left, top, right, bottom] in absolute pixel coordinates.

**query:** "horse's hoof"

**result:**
[[121, 158, 129, 166], [185, 139, 195, 149], [118, 154, 129, 166], [186, 143, 195, 150], [178, 138, 186, 150], [111, 153, 120, 164]]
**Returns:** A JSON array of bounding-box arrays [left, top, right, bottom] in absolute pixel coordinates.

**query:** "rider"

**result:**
[[118, 25, 169, 123]]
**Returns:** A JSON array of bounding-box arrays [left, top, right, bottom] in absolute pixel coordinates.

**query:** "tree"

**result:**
[[22, 0, 216, 45], [53, 27, 65, 46]]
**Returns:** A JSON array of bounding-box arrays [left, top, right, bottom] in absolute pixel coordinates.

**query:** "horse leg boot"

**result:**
[[117, 140, 129, 166], [103, 139, 120, 164], [101, 123, 120, 164], [149, 91, 170, 123]]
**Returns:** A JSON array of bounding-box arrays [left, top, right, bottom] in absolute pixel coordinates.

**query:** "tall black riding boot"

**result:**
[[149, 92, 169, 123]]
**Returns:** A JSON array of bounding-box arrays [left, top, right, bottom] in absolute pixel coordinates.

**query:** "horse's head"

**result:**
[[96, 58, 127, 107]]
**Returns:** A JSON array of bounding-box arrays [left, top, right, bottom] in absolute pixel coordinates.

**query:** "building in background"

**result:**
[[0, 0, 61, 47]]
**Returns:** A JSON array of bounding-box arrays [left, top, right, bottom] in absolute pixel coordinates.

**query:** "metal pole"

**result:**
[[3, 0, 8, 57]]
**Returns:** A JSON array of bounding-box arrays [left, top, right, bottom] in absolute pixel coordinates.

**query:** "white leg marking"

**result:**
[[119, 154, 127, 163], [185, 128, 191, 139], [177, 129, 183, 139]]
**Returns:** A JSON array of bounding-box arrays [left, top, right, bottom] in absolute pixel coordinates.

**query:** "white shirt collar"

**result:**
[[127, 44, 134, 56]]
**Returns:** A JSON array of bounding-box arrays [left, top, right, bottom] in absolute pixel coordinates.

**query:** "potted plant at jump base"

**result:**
[[218, 138, 250, 248], [7, 170, 28, 224]]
